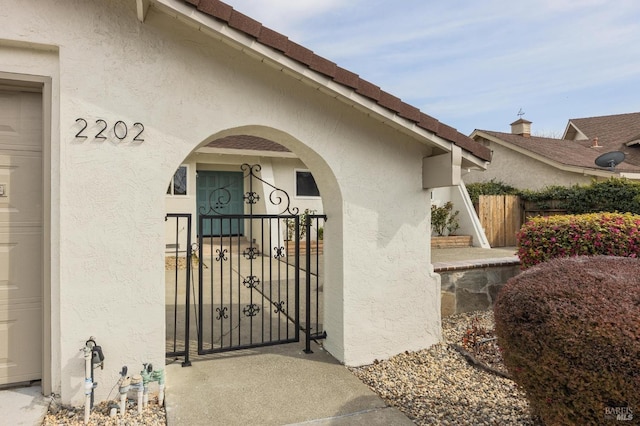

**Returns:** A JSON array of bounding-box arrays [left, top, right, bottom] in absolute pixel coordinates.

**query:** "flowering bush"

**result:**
[[516, 212, 640, 269]]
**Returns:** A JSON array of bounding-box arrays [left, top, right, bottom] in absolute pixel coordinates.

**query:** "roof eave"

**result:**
[[150, 0, 489, 167], [472, 130, 628, 178], [195, 147, 298, 158]]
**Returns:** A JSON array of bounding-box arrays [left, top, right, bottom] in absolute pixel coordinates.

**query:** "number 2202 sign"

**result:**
[[75, 118, 145, 143]]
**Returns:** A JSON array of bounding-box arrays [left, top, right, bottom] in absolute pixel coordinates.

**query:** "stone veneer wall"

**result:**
[[437, 260, 521, 317]]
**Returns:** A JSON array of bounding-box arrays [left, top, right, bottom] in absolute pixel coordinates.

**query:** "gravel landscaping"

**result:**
[[43, 310, 539, 425], [349, 310, 540, 425]]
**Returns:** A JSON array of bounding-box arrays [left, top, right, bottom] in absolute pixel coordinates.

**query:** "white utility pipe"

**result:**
[[119, 376, 131, 417], [131, 375, 143, 414], [158, 382, 165, 406], [83, 345, 92, 425]]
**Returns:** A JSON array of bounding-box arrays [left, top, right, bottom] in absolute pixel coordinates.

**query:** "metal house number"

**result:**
[[74, 118, 145, 143]]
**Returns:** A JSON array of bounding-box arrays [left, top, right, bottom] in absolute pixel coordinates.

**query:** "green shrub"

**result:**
[[494, 256, 640, 425], [519, 178, 640, 214], [517, 212, 640, 269], [431, 201, 459, 236], [466, 179, 519, 204], [469, 177, 640, 214]]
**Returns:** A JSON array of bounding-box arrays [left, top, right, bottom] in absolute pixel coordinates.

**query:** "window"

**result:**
[[295, 170, 320, 197], [167, 165, 187, 195]]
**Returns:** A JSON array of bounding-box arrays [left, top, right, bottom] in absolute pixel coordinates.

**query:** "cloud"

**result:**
[[222, 0, 640, 134], [223, 0, 357, 37]]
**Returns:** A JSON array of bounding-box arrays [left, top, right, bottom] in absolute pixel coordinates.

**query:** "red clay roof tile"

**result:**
[[257, 27, 289, 52], [197, 0, 231, 21], [355, 80, 381, 101], [378, 91, 402, 112], [397, 103, 421, 122], [228, 11, 262, 37], [308, 55, 337, 78], [436, 123, 458, 142], [333, 67, 360, 89], [284, 41, 314, 65], [418, 113, 440, 134]]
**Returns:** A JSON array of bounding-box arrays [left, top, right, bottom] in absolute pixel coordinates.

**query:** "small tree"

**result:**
[[431, 202, 460, 236], [285, 208, 316, 240]]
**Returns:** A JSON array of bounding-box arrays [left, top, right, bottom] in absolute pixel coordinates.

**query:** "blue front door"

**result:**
[[197, 171, 245, 236]]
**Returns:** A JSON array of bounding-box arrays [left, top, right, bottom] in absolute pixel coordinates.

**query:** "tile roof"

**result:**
[[181, 0, 491, 162], [206, 135, 291, 152], [478, 129, 640, 173]]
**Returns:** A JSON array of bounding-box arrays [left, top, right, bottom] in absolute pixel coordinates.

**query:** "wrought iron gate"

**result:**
[[166, 164, 326, 364], [165, 213, 193, 366]]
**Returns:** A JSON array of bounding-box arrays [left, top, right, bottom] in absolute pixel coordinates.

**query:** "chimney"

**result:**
[[510, 118, 532, 137]]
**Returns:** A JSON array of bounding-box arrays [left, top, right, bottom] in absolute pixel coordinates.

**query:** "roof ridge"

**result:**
[[182, 0, 491, 161], [570, 111, 640, 122], [480, 129, 563, 142]]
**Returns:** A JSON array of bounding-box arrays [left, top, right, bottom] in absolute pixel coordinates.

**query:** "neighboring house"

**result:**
[[466, 113, 640, 190], [0, 0, 490, 406]]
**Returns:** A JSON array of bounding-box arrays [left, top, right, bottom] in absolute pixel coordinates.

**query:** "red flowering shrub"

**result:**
[[494, 256, 640, 425], [517, 212, 640, 269]]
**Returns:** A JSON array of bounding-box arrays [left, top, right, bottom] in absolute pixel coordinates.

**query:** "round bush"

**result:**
[[494, 256, 640, 425]]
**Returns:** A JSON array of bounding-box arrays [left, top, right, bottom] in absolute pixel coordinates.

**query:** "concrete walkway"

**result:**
[[0, 383, 49, 426], [165, 340, 413, 425]]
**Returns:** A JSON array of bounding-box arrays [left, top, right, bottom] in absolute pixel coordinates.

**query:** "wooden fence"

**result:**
[[476, 196, 571, 247], [478, 195, 522, 247]]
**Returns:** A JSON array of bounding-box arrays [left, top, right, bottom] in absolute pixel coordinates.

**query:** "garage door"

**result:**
[[0, 88, 43, 385]]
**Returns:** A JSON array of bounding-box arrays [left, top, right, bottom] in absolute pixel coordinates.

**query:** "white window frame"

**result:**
[[167, 164, 188, 196], [294, 169, 321, 199]]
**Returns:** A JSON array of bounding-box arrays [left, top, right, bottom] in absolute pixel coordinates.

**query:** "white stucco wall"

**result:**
[[431, 184, 489, 248], [1, 0, 443, 404], [464, 141, 593, 190]]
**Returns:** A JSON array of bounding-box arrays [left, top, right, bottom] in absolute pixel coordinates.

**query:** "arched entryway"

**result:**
[[164, 127, 339, 364]]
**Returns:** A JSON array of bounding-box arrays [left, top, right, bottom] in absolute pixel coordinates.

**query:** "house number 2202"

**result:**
[[75, 118, 145, 142]]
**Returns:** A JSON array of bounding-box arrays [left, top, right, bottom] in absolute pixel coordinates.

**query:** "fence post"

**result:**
[[182, 214, 192, 367], [304, 214, 313, 354]]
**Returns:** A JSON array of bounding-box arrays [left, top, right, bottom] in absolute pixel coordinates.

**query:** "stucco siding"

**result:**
[[1, 0, 443, 404], [464, 142, 593, 190]]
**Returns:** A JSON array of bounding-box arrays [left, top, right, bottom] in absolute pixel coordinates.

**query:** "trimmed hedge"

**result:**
[[517, 212, 640, 269], [466, 179, 519, 205], [468, 177, 640, 214], [520, 178, 640, 214], [494, 256, 640, 425]]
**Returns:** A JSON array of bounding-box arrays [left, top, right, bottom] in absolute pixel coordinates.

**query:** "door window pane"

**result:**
[[168, 166, 187, 195]]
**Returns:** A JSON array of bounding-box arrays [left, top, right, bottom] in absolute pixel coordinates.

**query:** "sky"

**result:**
[[222, 0, 640, 137]]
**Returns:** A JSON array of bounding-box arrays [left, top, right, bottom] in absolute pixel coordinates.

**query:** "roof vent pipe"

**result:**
[[592, 137, 600, 148]]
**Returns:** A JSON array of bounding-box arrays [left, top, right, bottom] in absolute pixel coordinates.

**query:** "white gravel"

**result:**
[[349, 310, 539, 425]]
